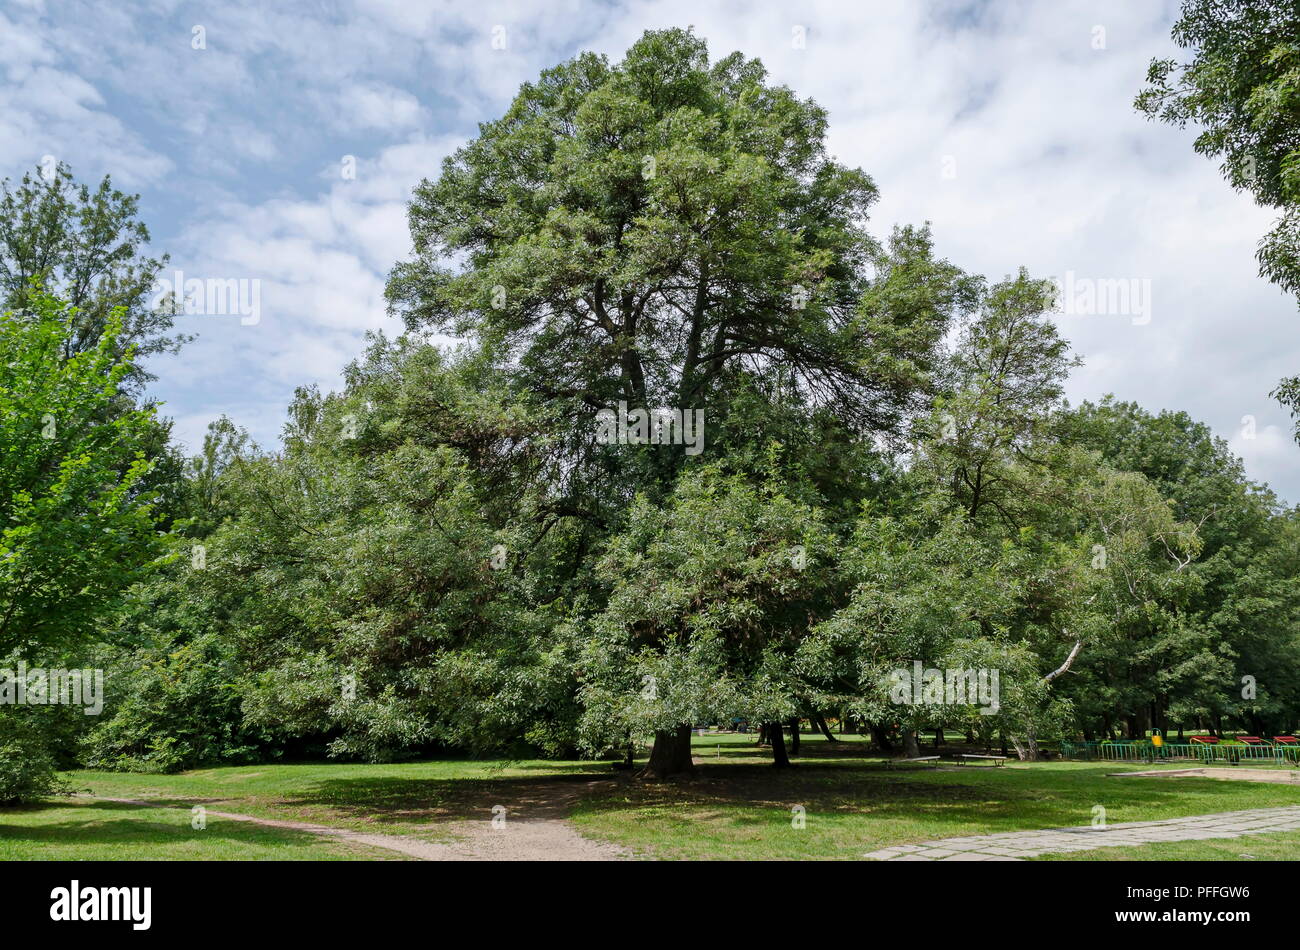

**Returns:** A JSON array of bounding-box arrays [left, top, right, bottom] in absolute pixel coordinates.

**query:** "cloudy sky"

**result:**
[[4, 0, 1297, 502]]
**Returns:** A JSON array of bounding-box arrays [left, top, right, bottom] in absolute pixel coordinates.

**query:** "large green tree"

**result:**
[[0, 293, 170, 800], [384, 28, 981, 774], [387, 30, 971, 494]]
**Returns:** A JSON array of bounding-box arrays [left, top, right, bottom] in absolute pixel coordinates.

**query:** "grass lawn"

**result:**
[[566, 733, 1300, 860], [53, 758, 613, 841], [3, 732, 1298, 860], [0, 798, 401, 860], [1034, 830, 1300, 861]]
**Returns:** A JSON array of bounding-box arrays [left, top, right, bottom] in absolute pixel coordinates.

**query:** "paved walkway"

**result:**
[[863, 805, 1300, 860]]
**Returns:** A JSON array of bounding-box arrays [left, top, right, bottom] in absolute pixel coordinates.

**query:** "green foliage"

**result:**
[[799, 511, 1021, 725], [387, 27, 968, 522], [0, 292, 169, 658], [0, 706, 68, 803], [1271, 374, 1300, 442], [1138, 2, 1300, 438], [1059, 398, 1300, 736], [578, 466, 836, 752], [83, 619, 276, 773], [0, 163, 185, 391], [1138, 0, 1300, 296], [0, 292, 171, 797], [187, 339, 583, 762]]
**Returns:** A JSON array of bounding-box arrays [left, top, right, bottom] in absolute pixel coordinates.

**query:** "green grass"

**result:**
[[55, 758, 612, 841], [1035, 829, 1300, 861], [0, 798, 401, 860], [567, 733, 1300, 860], [4, 732, 1298, 860]]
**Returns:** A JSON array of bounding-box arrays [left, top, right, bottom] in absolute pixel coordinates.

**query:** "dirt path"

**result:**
[[77, 783, 633, 861]]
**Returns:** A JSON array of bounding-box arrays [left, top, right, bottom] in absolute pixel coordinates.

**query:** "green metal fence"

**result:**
[[1060, 739, 1300, 764]]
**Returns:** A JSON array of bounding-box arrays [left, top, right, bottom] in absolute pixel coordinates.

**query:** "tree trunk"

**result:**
[[812, 713, 838, 742], [787, 717, 801, 757], [641, 725, 694, 779], [767, 722, 791, 768], [1010, 735, 1041, 761], [869, 721, 895, 752], [1010, 725, 1041, 761], [902, 729, 921, 758]]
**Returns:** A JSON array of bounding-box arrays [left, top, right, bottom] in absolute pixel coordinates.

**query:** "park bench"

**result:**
[[1189, 735, 1219, 744], [1274, 736, 1298, 745], [958, 754, 1007, 767], [1238, 736, 1266, 745], [888, 756, 940, 769]]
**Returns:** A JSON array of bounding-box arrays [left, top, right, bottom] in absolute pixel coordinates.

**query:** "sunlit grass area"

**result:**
[[1033, 831, 1300, 861], [566, 734, 1300, 860]]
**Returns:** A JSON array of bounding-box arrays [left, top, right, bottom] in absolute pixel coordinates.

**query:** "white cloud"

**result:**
[[332, 82, 427, 131], [0, 10, 171, 185], [146, 137, 460, 452]]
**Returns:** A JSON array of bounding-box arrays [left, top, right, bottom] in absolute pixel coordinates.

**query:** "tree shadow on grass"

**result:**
[[272, 757, 973, 828], [286, 748, 883, 824], [0, 800, 333, 852], [266, 769, 625, 826], [572, 761, 1300, 838], [53, 758, 1298, 843]]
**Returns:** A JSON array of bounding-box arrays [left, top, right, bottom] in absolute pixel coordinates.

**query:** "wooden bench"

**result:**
[[958, 754, 1008, 767], [888, 756, 940, 769]]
